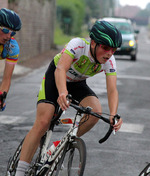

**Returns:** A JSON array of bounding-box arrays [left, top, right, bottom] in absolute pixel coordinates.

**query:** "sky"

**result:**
[[119, 0, 150, 9]]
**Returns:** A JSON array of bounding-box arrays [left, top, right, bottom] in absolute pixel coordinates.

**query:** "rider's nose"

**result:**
[[108, 49, 115, 56]]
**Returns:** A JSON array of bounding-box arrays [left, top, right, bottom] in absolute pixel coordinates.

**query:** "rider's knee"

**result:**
[[33, 118, 50, 135], [39, 119, 50, 131]]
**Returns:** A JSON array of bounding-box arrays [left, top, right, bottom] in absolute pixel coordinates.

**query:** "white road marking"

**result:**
[[118, 75, 150, 81], [0, 115, 144, 134], [13, 64, 31, 75], [119, 123, 144, 134], [12, 126, 32, 130], [0, 115, 27, 124]]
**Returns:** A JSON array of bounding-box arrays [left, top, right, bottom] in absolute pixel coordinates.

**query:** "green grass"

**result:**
[[54, 26, 73, 45], [54, 25, 89, 46]]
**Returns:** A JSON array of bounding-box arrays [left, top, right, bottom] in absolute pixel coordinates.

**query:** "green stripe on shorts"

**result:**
[[38, 76, 46, 101]]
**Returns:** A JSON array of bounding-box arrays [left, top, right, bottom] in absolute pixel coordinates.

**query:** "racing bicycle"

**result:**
[[6, 94, 120, 176], [139, 163, 150, 176]]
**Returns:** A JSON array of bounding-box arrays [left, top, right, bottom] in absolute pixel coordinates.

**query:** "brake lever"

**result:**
[[113, 114, 121, 135], [99, 114, 121, 144]]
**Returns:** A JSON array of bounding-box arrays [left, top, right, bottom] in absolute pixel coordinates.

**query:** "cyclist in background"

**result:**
[[15, 20, 123, 176], [0, 8, 22, 111]]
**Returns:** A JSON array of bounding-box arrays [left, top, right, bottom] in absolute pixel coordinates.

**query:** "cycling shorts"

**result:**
[[37, 60, 97, 107]]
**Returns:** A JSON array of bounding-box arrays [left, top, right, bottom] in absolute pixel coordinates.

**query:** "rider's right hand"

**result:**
[[57, 92, 69, 111], [0, 91, 7, 111]]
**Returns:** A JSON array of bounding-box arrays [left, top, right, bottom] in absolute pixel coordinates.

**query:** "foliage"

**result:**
[[9, 0, 52, 4], [84, 0, 115, 20], [84, 0, 100, 19], [8, 0, 17, 3], [54, 23, 73, 45], [56, 0, 85, 35]]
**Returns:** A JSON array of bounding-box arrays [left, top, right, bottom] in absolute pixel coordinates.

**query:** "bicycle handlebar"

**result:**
[[69, 102, 120, 143], [52, 94, 121, 144]]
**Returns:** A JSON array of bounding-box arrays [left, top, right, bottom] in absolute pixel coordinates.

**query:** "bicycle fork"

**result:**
[[36, 123, 78, 176]]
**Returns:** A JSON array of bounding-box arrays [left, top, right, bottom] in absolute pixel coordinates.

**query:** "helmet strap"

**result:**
[[90, 43, 99, 64]]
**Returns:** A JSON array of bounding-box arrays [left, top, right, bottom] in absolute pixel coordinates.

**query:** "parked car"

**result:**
[[99, 17, 139, 61]]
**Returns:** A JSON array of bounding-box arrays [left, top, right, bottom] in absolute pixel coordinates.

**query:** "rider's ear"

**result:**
[[91, 40, 96, 49]]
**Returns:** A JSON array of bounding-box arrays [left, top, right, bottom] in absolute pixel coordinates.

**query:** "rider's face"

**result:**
[[0, 27, 12, 44], [90, 40, 116, 64]]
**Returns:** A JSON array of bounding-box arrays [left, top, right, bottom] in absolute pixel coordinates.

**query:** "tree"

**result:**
[[56, 0, 85, 35], [84, 0, 115, 19]]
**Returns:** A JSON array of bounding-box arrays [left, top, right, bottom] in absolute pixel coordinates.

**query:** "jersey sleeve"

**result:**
[[103, 55, 117, 76], [3, 38, 20, 65], [64, 38, 84, 59]]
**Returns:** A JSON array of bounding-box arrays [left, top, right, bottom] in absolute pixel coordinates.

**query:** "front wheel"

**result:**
[[49, 137, 86, 176], [139, 163, 150, 176]]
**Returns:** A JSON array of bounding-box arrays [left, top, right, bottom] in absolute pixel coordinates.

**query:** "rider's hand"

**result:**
[[57, 92, 69, 111], [109, 115, 123, 132], [0, 91, 7, 111]]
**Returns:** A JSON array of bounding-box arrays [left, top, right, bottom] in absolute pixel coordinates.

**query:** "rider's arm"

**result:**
[[0, 62, 15, 110], [54, 52, 73, 110], [106, 75, 122, 131], [0, 62, 15, 93], [106, 75, 118, 115]]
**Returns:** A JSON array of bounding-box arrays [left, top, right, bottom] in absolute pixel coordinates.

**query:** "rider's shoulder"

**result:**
[[6, 38, 19, 54], [2, 38, 20, 59], [109, 55, 116, 61], [69, 37, 89, 46], [9, 37, 19, 49], [104, 55, 116, 66], [4, 38, 19, 50]]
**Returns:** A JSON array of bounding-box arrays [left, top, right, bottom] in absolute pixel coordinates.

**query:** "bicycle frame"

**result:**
[[36, 112, 81, 175]]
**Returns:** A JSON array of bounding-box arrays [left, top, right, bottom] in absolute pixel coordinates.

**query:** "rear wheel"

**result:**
[[48, 137, 86, 176], [6, 136, 44, 176], [6, 139, 24, 176]]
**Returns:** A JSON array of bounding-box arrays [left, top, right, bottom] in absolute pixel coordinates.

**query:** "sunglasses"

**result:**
[[0, 26, 16, 36], [99, 44, 117, 53]]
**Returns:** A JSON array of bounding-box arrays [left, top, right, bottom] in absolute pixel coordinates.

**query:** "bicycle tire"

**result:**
[[47, 137, 86, 176], [139, 163, 150, 176], [6, 138, 24, 176], [6, 136, 44, 176]]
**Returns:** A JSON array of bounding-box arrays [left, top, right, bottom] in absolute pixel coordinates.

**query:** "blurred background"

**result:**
[[1, 0, 150, 63], [1, 1, 150, 175]]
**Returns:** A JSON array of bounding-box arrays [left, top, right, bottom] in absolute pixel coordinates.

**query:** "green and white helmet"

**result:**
[[89, 20, 122, 48]]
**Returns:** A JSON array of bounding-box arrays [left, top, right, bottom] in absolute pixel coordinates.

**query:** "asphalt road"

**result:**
[[0, 26, 150, 176]]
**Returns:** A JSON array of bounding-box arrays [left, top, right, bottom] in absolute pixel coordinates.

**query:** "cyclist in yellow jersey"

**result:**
[[16, 20, 123, 176], [0, 8, 21, 111]]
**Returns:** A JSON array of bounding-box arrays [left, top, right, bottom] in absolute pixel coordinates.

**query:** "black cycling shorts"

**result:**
[[37, 60, 97, 107]]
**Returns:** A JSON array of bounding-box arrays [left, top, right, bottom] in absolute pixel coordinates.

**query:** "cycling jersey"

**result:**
[[54, 37, 117, 82], [38, 60, 97, 107], [0, 37, 19, 64]]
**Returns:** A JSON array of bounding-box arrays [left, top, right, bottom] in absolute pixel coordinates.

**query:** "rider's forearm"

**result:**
[[54, 67, 68, 95], [1, 62, 14, 93], [107, 89, 119, 115], [0, 79, 11, 93]]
